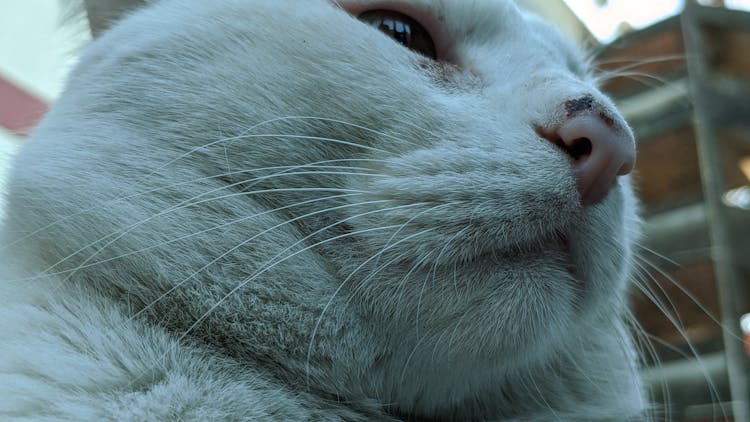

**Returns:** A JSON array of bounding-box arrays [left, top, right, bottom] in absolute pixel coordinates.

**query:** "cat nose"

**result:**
[[538, 99, 636, 206]]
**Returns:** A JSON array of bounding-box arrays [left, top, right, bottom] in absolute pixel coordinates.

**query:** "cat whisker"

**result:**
[[378, 115, 437, 142], [150, 115, 398, 170], [418, 226, 470, 354], [395, 246, 437, 314], [635, 253, 737, 342], [226, 133, 393, 155], [594, 70, 673, 90], [633, 241, 680, 268], [619, 304, 673, 420], [630, 257, 686, 330], [250, 115, 430, 148], [398, 327, 433, 386], [230, 169, 390, 182], [524, 373, 562, 420], [592, 53, 687, 71], [365, 202, 457, 270], [426, 237, 471, 363]]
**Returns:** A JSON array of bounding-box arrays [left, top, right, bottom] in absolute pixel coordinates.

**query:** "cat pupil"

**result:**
[[378, 18, 410, 46]]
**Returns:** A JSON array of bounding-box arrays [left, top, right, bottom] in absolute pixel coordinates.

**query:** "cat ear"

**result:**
[[83, 0, 147, 37]]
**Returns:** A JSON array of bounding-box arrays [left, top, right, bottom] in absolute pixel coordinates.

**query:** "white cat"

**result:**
[[0, 0, 647, 420]]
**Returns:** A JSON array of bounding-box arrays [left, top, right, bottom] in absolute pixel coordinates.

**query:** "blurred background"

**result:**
[[2, 0, 750, 420]]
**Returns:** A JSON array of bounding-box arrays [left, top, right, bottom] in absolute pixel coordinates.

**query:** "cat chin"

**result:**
[[361, 300, 589, 419], [349, 252, 580, 359]]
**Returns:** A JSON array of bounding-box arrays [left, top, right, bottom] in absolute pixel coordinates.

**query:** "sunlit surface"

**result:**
[[724, 186, 750, 209], [564, 0, 750, 42]]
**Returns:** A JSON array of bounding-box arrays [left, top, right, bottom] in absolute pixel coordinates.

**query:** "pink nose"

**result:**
[[540, 100, 636, 206]]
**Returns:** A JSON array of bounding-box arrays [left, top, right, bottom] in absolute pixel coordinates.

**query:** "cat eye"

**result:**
[[357, 10, 437, 59]]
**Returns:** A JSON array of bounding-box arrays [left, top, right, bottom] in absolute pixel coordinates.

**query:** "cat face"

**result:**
[[317, 0, 640, 381], [208, 0, 638, 353], [5, 0, 642, 418]]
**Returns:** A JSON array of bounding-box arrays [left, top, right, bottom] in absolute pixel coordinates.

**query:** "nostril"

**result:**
[[566, 137, 592, 161], [535, 129, 592, 162]]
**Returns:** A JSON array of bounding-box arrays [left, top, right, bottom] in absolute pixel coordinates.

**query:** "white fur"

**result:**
[[0, 0, 646, 420]]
